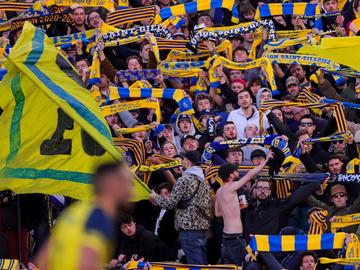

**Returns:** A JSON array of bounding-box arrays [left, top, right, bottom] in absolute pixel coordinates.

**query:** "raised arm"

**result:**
[[230, 151, 273, 192]]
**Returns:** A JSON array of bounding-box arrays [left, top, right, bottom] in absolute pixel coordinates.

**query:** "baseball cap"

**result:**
[[180, 134, 196, 146], [286, 76, 300, 88], [178, 113, 191, 123], [250, 149, 266, 160], [199, 109, 215, 119]]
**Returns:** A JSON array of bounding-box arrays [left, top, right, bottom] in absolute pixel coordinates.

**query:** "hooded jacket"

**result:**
[[256, 87, 273, 109], [155, 166, 211, 231], [173, 113, 200, 152]]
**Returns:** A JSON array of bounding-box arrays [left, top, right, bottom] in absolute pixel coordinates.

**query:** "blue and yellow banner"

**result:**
[[0, 22, 149, 201]]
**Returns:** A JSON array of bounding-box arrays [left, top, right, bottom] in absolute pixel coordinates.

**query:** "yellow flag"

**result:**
[[297, 37, 360, 72], [0, 22, 150, 201]]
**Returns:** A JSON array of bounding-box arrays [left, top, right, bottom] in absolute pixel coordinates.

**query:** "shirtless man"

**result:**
[[215, 151, 272, 265]]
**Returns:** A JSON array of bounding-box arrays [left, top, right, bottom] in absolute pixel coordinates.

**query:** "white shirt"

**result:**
[[154, 209, 167, 235], [227, 106, 270, 139]]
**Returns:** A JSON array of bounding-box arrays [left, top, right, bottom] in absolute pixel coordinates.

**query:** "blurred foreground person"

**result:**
[[37, 161, 134, 270]]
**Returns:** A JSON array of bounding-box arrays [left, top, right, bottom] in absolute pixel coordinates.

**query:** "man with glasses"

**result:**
[[305, 184, 360, 234], [243, 175, 323, 239]]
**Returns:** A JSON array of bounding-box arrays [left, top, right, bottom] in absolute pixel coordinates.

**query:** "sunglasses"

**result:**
[[332, 192, 346, 199], [300, 122, 313, 127], [332, 140, 344, 145]]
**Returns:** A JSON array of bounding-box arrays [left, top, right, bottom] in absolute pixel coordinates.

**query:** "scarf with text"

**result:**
[[331, 213, 360, 233]]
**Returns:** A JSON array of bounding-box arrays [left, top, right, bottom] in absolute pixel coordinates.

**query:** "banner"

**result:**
[[0, 22, 149, 201]]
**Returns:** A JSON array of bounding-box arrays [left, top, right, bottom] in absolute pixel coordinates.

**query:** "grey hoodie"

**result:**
[[184, 166, 205, 182], [173, 113, 199, 152], [256, 87, 273, 109]]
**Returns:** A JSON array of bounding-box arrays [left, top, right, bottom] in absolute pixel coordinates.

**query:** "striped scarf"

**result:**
[[0, 260, 19, 270], [0, 2, 33, 12], [246, 233, 346, 259], [201, 164, 269, 181], [113, 138, 146, 166], [106, 6, 156, 27], [259, 99, 348, 134], [308, 209, 328, 234], [159, 0, 240, 24], [139, 154, 182, 184], [255, 2, 323, 30], [208, 55, 278, 95], [106, 86, 194, 114]]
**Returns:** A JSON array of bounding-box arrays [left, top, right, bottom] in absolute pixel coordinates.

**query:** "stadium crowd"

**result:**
[[1, 0, 360, 269]]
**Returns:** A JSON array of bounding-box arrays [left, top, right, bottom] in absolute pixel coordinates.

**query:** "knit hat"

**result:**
[[330, 184, 347, 196], [182, 151, 201, 165]]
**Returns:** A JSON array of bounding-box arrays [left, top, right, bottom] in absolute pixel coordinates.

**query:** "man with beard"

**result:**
[[215, 152, 272, 265], [243, 175, 323, 239], [227, 89, 270, 139], [40, 162, 134, 270], [223, 121, 238, 140], [289, 64, 309, 90], [68, 5, 88, 34], [149, 151, 211, 265]]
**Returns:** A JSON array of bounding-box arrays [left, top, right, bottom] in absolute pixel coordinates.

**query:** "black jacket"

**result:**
[[115, 225, 175, 261], [243, 182, 320, 240]]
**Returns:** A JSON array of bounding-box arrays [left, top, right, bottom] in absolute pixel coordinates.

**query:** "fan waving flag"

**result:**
[[0, 22, 150, 201]]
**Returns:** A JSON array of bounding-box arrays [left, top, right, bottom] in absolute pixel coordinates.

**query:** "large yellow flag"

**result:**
[[297, 37, 360, 72], [0, 22, 150, 201]]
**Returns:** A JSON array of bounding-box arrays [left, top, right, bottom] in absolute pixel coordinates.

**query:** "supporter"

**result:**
[[241, 124, 269, 162], [149, 151, 211, 264], [227, 89, 270, 139], [215, 152, 272, 265], [243, 178, 323, 239], [68, 5, 88, 34], [306, 184, 360, 234], [223, 121, 238, 140], [285, 76, 301, 99], [298, 252, 316, 270], [115, 213, 174, 261], [225, 147, 244, 164]]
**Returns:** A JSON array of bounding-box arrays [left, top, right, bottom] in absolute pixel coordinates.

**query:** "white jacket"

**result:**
[[227, 106, 270, 139]]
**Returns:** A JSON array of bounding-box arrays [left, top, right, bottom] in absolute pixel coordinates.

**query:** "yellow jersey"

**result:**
[[48, 201, 115, 270]]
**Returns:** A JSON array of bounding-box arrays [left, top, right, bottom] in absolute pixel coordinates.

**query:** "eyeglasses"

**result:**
[[300, 122, 313, 127], [331, 192, 346, 199], [332, 140, 344, 145], [256, 186, 270, 191]]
